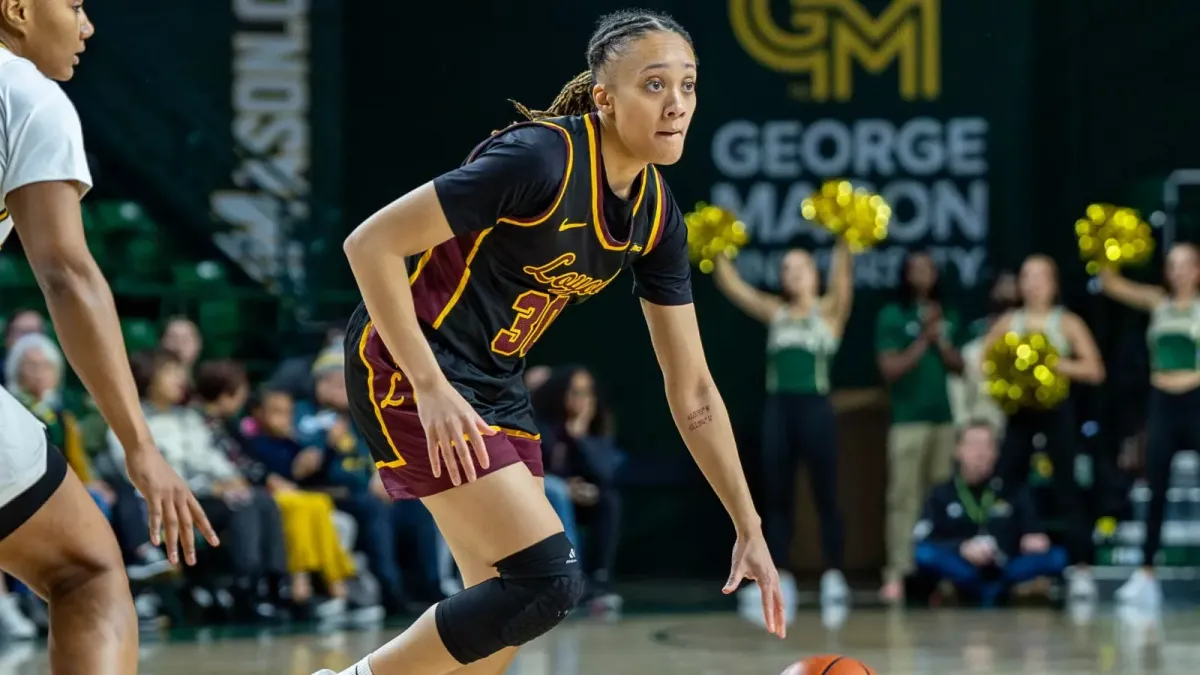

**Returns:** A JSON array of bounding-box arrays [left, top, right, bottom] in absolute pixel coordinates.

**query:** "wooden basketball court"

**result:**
[[1, 606, 1193, 674]]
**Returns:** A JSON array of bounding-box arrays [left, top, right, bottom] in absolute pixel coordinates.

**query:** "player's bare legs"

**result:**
[[0, 469, 137, 675], [435, 476, 551, 675], [436, 532, 523, 675], [335, 464, 573, 675]]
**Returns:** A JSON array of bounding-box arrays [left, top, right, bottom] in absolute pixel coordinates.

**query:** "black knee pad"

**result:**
[[434, 532, 586, 664]]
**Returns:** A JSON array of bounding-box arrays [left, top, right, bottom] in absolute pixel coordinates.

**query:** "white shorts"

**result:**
[[0, 384, 64, 539]]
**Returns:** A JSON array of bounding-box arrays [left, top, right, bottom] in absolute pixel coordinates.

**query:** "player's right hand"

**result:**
[[125, 445, 220, 566], [723, 527, 786, 639], [417, 379, 496, 486]]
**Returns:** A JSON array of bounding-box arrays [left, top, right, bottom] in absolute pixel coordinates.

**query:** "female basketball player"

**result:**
[[981, 254, 1104, 602], [1099, 244, 1200, 608], [712, 243, 851, 611], [331, 10, 782, 675], [0, 3, 217, 673]]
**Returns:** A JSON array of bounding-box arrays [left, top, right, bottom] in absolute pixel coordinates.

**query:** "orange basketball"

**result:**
[[781, 655, 876, 675]]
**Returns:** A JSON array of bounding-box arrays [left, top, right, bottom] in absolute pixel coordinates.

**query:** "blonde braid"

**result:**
[[510, 71, 596, 121]]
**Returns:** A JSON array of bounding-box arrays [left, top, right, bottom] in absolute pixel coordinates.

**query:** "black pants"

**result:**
[[577, 487, 621, 588], [335, 495, 403, 603], [761, 393, 844, 571], [198, 488, 287, 581], [109, 480, 153, 562], [1143, 387, 1200, 565], [998, 405, 1090, 565]]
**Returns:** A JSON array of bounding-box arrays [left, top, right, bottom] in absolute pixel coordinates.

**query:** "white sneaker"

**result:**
[[311, 671, 336, 675], [0, 595, 36, 639], [1066, 566, 1098, 602], [738, 573, 797, 627], [314, 597, 347, 621], [1115, 569, 1163, 609], [820, 570, 849, 606], [778, 571, 798, 609]]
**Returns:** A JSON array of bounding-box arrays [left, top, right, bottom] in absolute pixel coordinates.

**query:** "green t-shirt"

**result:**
[[876, 302, 959, 424]]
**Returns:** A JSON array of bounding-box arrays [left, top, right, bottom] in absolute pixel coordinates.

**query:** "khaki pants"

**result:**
[[885, 422, 955, 582]]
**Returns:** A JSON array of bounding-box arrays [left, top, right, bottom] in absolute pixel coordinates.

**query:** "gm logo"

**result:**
[[730, 0, 941, 102]]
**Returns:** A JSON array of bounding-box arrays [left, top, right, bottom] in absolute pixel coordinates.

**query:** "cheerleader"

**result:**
[[981, 254, 1105, 601], [1100, 243, 1200, 608], [713, 238, 853, 612]]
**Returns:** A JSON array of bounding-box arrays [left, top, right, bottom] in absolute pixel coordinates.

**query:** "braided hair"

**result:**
[[511, 9, 695, 121]]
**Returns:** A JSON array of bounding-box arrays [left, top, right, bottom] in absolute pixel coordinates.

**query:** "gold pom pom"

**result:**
[[800, 179, 891, 251], [1075, 203, 1155, 275], [983, 332, 1070, 413], [684, 203, 749, 273]]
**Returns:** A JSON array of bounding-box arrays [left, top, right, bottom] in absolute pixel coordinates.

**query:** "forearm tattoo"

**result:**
[[686, 405, 713, 432]]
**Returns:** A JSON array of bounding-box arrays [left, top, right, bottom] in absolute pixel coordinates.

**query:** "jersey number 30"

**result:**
[[491, 291, 569, 358]]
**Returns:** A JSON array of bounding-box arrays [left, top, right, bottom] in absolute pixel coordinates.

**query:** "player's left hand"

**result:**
[[126, 446, 220, 566], [722, 528, 786, 639]]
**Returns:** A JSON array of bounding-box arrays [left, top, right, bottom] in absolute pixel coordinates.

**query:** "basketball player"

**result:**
[[327, 10, 783, 675], [0, 3, 218, 673]]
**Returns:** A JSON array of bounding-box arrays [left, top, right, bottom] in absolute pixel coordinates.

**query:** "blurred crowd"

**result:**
[[0, 244, 1187, 640], [0, 312, 626, 639]]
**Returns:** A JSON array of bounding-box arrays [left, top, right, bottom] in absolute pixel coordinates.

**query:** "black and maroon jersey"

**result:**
[[347, 112, 692, 445]]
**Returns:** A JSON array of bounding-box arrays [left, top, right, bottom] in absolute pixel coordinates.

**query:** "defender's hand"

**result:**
[[125, 446, 219, 565], [416, 379, 495, 486], [722, 528, 786, 639]]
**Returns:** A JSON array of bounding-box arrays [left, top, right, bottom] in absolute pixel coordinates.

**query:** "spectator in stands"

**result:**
[[110, 350, 286, 621], [525, 365, 579, 556], [3, 308, 45, 352], [192, 359, 290, 617], [268, 321, 347, 401], [0, 578, 35, 640], [160, 316, 203, 377], [525, 364, 553, 395], [532, 365, 622, 611], [244, 388, 357, 618], [296, 348, 408, 614], [876, 250, 964, 603], [5, 333, 113, 510], [6, 336, 173, 583], [913, 420, 1066, 606]]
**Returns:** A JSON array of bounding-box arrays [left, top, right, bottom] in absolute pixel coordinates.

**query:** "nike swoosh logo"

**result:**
[[558, 218, 587, 232]]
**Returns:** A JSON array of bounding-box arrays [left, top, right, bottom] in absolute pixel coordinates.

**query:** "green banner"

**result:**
[[686, 0, 1033, 385]]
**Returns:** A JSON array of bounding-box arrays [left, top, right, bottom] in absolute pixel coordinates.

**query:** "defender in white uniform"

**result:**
[[0, 3, 216, 673]]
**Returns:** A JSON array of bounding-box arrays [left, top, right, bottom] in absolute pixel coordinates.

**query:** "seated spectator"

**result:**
[[6, 333, 114, 514], [525, 365, 579, 568], [109, 351, 287, 620], [2, 308, 45, 358], [297, 347, 442, 613], [913, 420, 1067, 606], [267, 321, 346, 401], [244, 388, 357, 617], [160, 316, 203, 378], [532, 365, 622, 610], [7, 336, 172, 583], [0, 577, 34, 640], [192, 359, 291, 619]]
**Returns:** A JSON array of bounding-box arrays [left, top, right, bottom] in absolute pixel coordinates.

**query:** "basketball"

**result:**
[[782, 655, 876, 675]]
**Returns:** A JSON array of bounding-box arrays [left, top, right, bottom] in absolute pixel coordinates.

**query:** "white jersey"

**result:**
[[0, 49, 93, 509]]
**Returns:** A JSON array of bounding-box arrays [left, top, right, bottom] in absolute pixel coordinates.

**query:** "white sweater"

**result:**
[[108, 405, 241, 496]]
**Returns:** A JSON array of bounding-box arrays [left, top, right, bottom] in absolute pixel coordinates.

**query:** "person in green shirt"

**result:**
[[1099, 243, 1200, 608], [875, 250, 964, 603], [713, 237, 854, 614], [981, 254, 1106, 605]]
